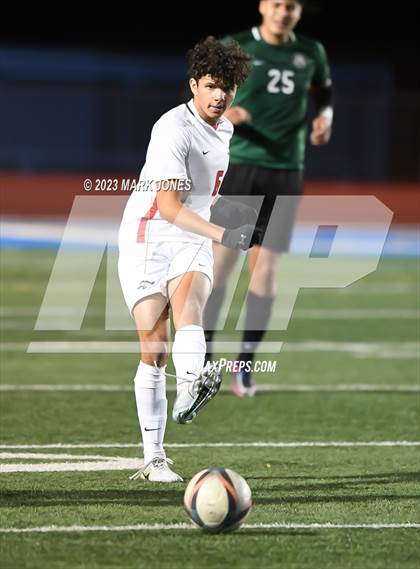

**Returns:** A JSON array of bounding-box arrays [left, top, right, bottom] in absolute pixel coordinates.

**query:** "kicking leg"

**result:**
[[169, 271, 222, 423]]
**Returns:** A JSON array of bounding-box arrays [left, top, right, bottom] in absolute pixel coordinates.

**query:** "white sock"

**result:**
[[172, 324, 206, 388], [134, 361, 167, 465]]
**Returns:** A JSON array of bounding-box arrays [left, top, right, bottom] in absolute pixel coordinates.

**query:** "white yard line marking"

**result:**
[[274, 309, 420, 320], [18, 341, 419, 358], [3, 306, 420, 318], [0, 453, 120, 460], [1, 308, 420, 330], [0, 523, 418, 533], [26, 342, 284, 353], [2, 442, 419, 473], [2, 341, 419, 359], [1, 285, 417, 318], [0, 458, 142, 473], [0, 384, 136, 392], [1, 383, 418, 393], [282, 341, 420, 358], [1, 441, 419, 450]]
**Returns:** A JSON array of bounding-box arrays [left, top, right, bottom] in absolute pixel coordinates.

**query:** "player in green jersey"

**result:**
[[205, 0, 334, 396]]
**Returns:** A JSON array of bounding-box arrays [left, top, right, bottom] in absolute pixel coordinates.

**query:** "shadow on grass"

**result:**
[[248, 471, 420, 492], [0, 489, 184, 508], [250, 471, 420, 481], [255, 493, 420, 505]]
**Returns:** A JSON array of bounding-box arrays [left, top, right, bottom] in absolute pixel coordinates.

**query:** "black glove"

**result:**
[[210, 196, 258, 229], [221, 224, 262, 250]]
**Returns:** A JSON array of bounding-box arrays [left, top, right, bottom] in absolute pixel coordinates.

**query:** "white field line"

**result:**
[[289, 309, 420, 319], [2, 441, 419, 473], [0, 285, 417, 318], [0, 459, 142, 473], [25, 341, 283, 353], [0, 452, 120, 460], [3, 309, 420, 331], [1, 341, 419, 358], [0, 523, 419, 533], [13, 340, 420, 358], [1, 383, 419, 393], [1, 441, 419, 450], [0, 306, 420, 319], [282, 341, 420, 354]]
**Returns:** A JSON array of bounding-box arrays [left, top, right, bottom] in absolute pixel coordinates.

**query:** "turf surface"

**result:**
[[1, 249, 419, 568]]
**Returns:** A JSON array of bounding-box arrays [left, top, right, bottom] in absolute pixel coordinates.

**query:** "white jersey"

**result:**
[[119, 100, 233, 250]]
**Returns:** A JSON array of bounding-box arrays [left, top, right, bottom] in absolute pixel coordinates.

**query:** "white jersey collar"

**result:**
[[252, 26, 296, 44]]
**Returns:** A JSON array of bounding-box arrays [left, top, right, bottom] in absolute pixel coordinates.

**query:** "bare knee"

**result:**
[[138, 329, 168, 367]]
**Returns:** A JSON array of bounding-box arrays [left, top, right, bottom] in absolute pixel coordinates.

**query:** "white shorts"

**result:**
[[118, 239, 213, 314]]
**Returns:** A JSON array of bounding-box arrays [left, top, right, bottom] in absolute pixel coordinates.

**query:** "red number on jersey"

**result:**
[[212, 170, 224, 197]]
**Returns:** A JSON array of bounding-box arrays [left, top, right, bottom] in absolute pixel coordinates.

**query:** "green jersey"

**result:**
[[226, 27, 331, 170]]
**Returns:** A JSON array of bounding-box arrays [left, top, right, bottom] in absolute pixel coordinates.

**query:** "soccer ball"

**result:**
[[184, 467, 252, 533]]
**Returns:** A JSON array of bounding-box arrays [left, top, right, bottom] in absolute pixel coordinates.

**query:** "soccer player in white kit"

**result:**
[[118, 37, 259, 482]]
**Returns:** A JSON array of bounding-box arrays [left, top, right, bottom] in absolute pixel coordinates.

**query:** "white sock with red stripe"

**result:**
[[134, 361, 167, 465], [172, 324, 206, 389]]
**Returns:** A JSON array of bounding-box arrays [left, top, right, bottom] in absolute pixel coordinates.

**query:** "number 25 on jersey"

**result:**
[[267, 69, 295, 94]]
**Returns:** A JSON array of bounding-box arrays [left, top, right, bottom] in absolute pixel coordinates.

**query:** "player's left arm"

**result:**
[[310, 78, 334, 145], [309, 41, 334, 146]]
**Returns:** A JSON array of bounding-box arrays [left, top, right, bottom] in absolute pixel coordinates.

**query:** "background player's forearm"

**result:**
[[223, 106, 252, 126], [312, 80, 334, 124]]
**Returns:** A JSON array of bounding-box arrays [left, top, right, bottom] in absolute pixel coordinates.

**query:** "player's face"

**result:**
[[189, 75, 237, 125], [259, 0, 302, 36]]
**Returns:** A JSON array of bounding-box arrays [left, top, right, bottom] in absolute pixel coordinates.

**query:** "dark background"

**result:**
[[2, 2, 419, 85], [1, 1, 420, 180]]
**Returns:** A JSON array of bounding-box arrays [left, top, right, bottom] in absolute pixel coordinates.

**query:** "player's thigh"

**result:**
[[168, 271, 212, 329], [167, 240, 213, 318]]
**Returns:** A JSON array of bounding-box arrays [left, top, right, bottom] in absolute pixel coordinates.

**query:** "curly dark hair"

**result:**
[[187, 36, 250, 91]]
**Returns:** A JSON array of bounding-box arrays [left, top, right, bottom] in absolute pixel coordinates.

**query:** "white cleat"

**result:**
[[172, 363, 223, 424], [129, 457, 183, 483]]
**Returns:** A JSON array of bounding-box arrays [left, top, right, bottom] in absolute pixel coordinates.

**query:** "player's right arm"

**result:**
[[156, 183, 224, 243], [157, 183, 261, 250], [148, 121, 225, 241], [147, 117, 259, 249]]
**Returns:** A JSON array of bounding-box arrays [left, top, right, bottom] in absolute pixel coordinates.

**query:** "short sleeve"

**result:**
[[311, 41, 331, 88], [145, 121, 191, 182]]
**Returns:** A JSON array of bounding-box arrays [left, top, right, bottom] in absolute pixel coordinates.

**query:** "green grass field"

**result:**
[[1, 249, 419, 569]]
